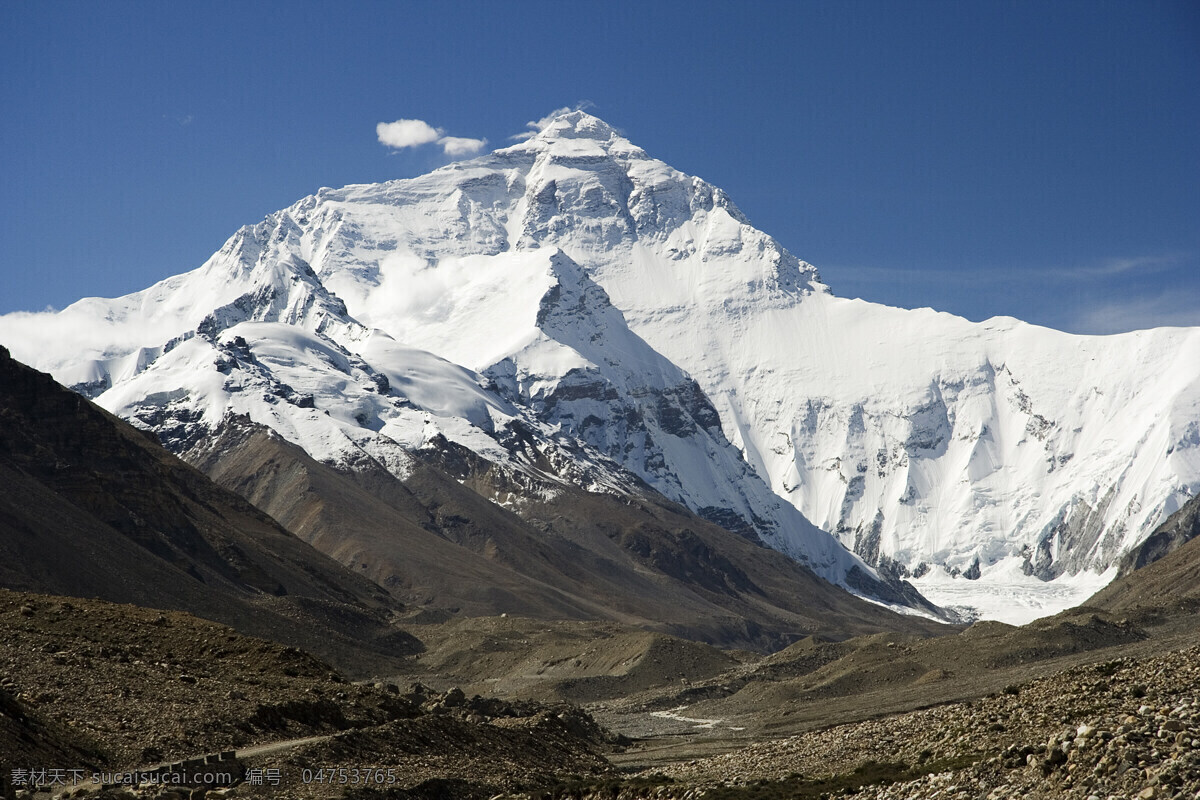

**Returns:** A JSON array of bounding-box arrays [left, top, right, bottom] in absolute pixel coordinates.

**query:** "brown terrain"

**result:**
[[0, 589, 614, 799], [2, 558, 1198, 799]]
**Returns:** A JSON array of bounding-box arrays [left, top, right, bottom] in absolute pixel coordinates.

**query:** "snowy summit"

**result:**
[[2, 110, 1198, 623]]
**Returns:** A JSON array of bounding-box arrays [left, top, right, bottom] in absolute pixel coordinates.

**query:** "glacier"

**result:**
[[3, 110, 1198, 623]]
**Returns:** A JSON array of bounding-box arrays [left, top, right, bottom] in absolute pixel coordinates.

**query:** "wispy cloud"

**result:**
[[0, 302, 184, 372], [1071, 291, 1200, 334], [826, 252, 1190, 287], [1046, 253, 1185, 280], [824, 263, 981, 286], [824, 251, 1198, 334], [375, 118, 487, 158]]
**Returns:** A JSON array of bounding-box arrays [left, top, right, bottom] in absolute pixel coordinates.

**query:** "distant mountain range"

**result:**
[[2, 110, 1196, 620]]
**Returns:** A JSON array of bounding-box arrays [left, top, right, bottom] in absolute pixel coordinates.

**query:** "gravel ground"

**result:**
[[636, 644, 1200, 799]]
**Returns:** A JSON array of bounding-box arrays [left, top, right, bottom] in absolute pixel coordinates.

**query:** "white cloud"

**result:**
[[376, 119, 489, 158], [527, 106, 576, 132], [437, 136, 487, 156], [0, 302, 191, 380], [376, 119, 443, 149]]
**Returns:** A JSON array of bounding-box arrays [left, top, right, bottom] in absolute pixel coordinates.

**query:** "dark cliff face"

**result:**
[[1116, 493, 1200, 578], [1086, 494, 1200, 615], [0, 346, 414, 674]]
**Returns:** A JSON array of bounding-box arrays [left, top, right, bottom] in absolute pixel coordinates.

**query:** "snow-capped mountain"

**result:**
[[3, 110, 1198, 621]]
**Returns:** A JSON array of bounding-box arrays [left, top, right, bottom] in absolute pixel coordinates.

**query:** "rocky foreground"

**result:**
[[0, 590, 613, 800], [4, 587, 1200, 799], [528, 644, 1200, 800]]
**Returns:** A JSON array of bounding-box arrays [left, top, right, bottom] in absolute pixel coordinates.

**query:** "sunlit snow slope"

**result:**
[[3, 110, 1198, 621]]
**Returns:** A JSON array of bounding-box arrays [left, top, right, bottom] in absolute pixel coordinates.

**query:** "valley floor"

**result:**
[[6, 590, 1200, 800], [614, 638, 1200, 800]]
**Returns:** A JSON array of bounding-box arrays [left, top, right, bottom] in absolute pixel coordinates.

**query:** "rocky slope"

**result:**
[[520, 534, 1200, 799], [0, 345, 415, 675], [554, 503, 1200, 798], [5, 474, 1200, 799]]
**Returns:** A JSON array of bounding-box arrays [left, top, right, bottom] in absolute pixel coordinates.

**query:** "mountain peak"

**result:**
[[5, 113, 1199, 624], [532, 110, 619, 142]]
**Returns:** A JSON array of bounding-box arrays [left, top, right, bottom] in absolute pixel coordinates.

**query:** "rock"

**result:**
[[1044, 747, 1068, 770]]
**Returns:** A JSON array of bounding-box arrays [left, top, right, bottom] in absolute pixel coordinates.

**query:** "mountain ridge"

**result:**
[[2, 110, 1197, 620], [183, 410, 947, 649]]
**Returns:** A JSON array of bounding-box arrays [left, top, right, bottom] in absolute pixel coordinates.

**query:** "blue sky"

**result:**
[[2, 0, 1197, 333]]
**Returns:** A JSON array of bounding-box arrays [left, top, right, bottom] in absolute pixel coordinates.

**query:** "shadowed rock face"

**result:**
[[0, 345, 414, 675], [1115, 493, 1200, 577], [1085, 496, 1200, 616]]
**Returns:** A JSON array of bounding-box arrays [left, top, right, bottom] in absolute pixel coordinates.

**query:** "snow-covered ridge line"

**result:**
[[2, 109, 1197, 621]]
